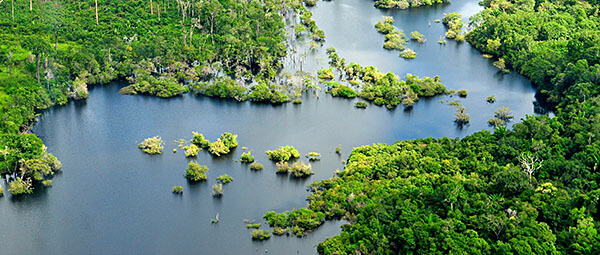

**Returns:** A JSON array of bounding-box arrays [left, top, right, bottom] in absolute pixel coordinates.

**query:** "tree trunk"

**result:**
[[55, 34, 58, 50], [29, 0, 32, 11], [36, 54, 40, 84], [11, 0, 13, 23], [95, 0, 98, 25], [157, 3, 160, 21], [150, 0, 153, 15]]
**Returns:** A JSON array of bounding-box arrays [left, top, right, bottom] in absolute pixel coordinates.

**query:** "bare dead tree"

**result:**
[[518, 153, 543, 184], [95, 0, 98, 25]]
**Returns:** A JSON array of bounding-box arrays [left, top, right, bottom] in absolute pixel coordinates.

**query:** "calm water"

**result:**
[[0, 0, 538, 254]]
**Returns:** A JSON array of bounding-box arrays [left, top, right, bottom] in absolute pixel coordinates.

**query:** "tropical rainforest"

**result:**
[[0, 0, 599, 254]]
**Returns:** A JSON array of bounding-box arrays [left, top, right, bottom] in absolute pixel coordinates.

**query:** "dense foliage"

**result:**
[[373, 0, 449, 9], [266, 0, 600, 253], [184, 161, 208, 182], [266, 145, 300, 162], [138, 136, 164, 154]]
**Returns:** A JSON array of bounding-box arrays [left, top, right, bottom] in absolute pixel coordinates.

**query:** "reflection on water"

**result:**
[[0, 0, 540, 254]]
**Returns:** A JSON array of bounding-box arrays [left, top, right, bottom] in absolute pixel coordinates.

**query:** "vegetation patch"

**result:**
[[138, 136, 164, 155]]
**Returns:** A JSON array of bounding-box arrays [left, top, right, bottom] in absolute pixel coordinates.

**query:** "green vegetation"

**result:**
[[453, 105, 470, 125], [0, 186, 3, 196], [409, 31, 426, 43], [246, 223, 262, 229], [248, 82, 290, 104], [263, 209, 325, 236], [212, 183, 223, 197], [276, 161, 290, 174], [307, 152, 321, 161], [217, 174, 234, 184], [374, 0, 448, 9], [375, 17, 408, 51], [335, 145, 342, 154], [0, 139, 62, 195], [325, 82, 357, 98], [487, 95, 496, 103], [138, 136, 164, 154], [266, 146, 300, 162], [191, 132, 210, 149], [317, 68, 334, 80], [250, 162, 264, 171], [442, 12, 465, 42], [355, 101, 368, 108], [172, 185, 183, 194], [251, 229, 271, 241], [290, 162, 314, 178], [183, 144, 200, 158], [42, 180, 53, 187], [489, 106, 514, 127], [207, 132, 238, 156], [325, 49, 446, 109], [184, 161, 208, 182], [399, 49, 417, 59], [457, 89, 468, 97], [240, 151, 255, 163]]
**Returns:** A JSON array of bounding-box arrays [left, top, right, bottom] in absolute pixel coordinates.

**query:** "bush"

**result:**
[[326, 82, 357, 98], [266, 146, 300, 162], [355, 101, 368, 108], [487, 95, 496, 103], [185, 161, 208, 182], [246, 223, 261, 229], [273, 227, 288, 235], [217, 174, 234, 184], [250, 162, 264, 171], [454, 106, 470, 124], [410, 31, 426, 42], [183, 144, 200, 157], [219, 132, 239, 149], [251, 230, 271, 240], [494, 106, 514, 121], [276, 161, 290, 174], [290, 161, 314, 177], [209, 139, 230, 156], [191, 132, 210, 149], [8, 177, 33, 195], [488, 117, 505, 127], [138, 136, 164, 154], [307, 152, 321, 161], [241, 151, 255, 163], [457, 89, 468, 97], [317, 68, 334, 80], [172, 185, 183, 194], [399, 49, 417, 59], [304, 0, 316, 6], [212, 184, 223, 197], [42, 180, 52, 187]]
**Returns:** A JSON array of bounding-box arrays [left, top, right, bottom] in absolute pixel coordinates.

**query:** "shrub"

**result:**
[[219, 132, 238, 149], [172, 185, 183, 194], [276, 161, 290, 174], [183, 144, 200, 157], [410, 31, 426, 42], [138, 136, 164, 154], [266, 146, 300, 162], [191, 132, 210, 149], [304, 0, 316, 6], [273, 227, 288, 235], [457, 89, 468, 97], [0, 185, 3, 196], [251, 230, 271, 240], [290, 162, 314, 177], [212, 184, 223, 197], [399, 49, 417, 59], [246, 223, 261, 229], [209, 139, 230, 156], [454, 106, 470, 124], [250, 162, 264, 171], [307, 152, 321, 161], [326, 82, 357, 98], [42, 180, 53, 187], [217, 174, 234, 184], [293, 99, 302, 104], [185, 161, 208, 182], [240, 151, 255, 163], [8, 177, 33, 195], [317, 68, 334, 80], [355, 101, 368, 108], [494, 106, 514, 121], [488, 117, 505, 127], [335, 145, 342, 154], [487, 95, 496, 103]]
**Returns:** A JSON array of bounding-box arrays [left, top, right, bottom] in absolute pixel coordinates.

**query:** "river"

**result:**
[[0, 0, 538, 254]]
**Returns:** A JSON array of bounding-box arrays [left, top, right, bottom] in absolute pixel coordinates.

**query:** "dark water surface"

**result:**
[[0, 0, 538, 254]]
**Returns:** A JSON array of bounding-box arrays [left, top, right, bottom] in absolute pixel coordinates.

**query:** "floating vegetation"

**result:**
[[250, 162, 264, 171], [138, 136, 164, 154], [266, 146, 300, 162], [172, 185, 183, 194], [185, 161, 208, 182], [240, 151, 255, 163], [217, 174, 234, 184]]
